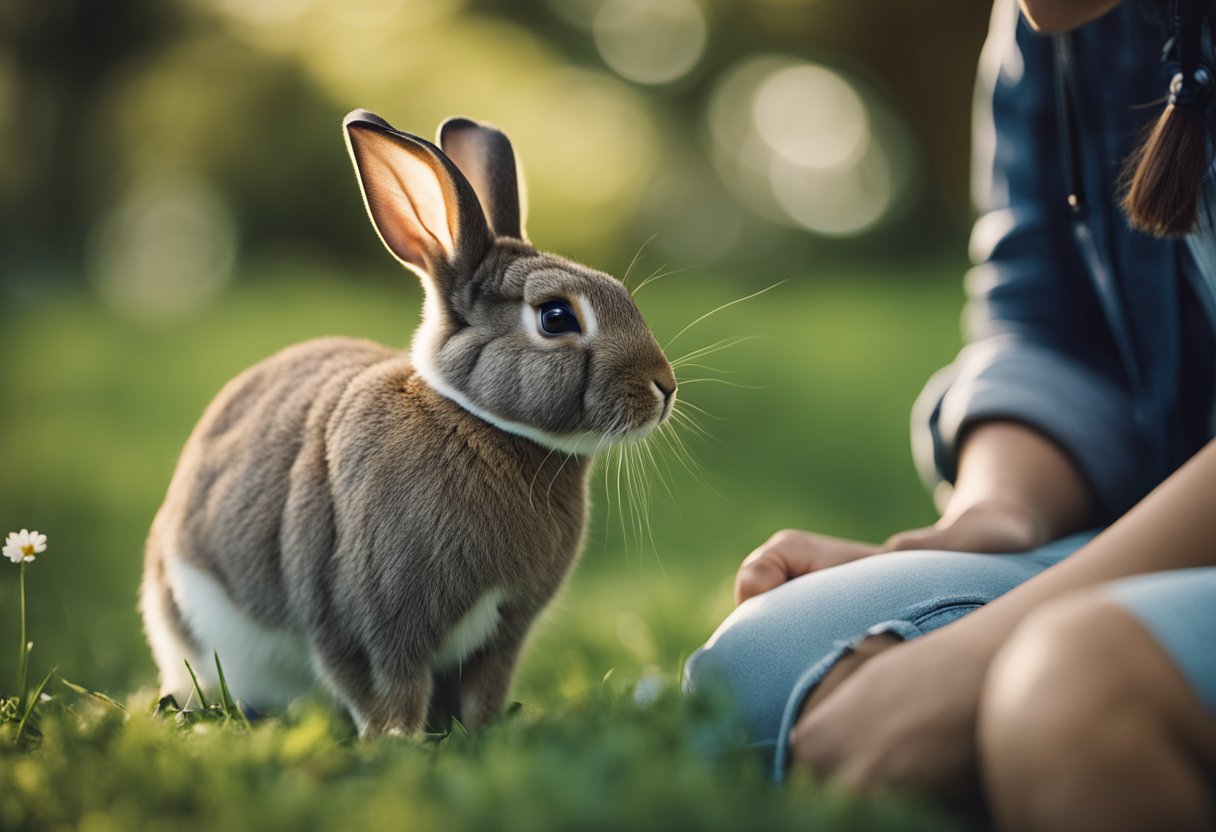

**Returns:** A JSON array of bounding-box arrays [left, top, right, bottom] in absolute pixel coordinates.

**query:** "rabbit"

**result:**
[[140, 110, 677, 736]]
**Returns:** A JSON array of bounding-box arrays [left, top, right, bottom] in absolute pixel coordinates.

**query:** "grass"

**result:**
[[0, 686, 951, 832], [0, 256, 966, 829]]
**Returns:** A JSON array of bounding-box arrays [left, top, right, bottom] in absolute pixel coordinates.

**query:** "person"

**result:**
[[683, 0, 1216, 827]]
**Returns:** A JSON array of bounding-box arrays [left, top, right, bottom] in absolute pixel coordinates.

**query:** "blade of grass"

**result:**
[[183, 659, 210, 710], [213, 652, 251, 727], [213, 652, 235, 716], [15, 666, 56, 743], [61, 678, 126, 712]]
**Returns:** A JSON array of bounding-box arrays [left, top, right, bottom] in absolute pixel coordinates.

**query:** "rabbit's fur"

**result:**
[[141, 112, 676, 735]]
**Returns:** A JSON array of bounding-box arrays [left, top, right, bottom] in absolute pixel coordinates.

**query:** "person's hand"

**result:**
[[735, 498, 1049, 606], [883, 496, 1051, 556], [787, 628, 991, 801], [734, 531, 880, 605]]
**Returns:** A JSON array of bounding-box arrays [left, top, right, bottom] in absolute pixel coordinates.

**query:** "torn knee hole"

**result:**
[[798, 633, 904, 719], [854, 632, 903, 657]]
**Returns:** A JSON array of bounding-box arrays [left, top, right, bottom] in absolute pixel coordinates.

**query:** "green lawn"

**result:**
[[0, 259, 966, 830]]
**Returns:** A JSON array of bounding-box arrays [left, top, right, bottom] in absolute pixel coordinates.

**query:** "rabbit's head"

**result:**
[[345, 111, 676, 455]]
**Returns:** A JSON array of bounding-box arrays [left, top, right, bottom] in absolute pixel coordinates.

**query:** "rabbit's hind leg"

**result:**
[[450, 625, 527, 731], [162, 548, 315, 712], [361, 672, 432, 738], [140, 545, 205, 705], [309, 634, 432, 738], [337, 668, 432, 739]]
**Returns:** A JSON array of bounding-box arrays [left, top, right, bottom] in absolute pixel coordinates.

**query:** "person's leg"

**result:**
[[979, 569, 1216, 831], [796, 631, 901, 717], [683, 531, 1097, 774]]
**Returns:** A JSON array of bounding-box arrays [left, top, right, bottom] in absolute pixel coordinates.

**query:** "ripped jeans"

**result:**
[[682, 531, 1099, 779]]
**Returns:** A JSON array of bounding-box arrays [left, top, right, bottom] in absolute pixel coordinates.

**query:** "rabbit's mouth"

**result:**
[[615, 396, 675, 446], [659, 387, 676, 423], [616, 422, 659, 445]]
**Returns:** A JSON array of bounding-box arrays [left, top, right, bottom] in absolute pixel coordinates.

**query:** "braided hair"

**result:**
[[1122, 0, 1216, 236]]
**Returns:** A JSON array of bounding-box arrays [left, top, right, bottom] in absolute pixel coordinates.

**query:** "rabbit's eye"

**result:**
[[537, 300, 582, 336]]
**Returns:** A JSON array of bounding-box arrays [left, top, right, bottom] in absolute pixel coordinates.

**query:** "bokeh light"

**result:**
[[592, 0, 707, 85], [768, 147, 895, 237], [89, 176, 237, 322], [192, 1, 658, 260], [210, 0, 313, 28], [708, 55, 915, 237], [544, 0, 604, 29], [752, 64, 868, 171]]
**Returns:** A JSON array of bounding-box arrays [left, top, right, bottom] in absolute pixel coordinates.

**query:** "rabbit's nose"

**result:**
[[652, 378, 676, 401]]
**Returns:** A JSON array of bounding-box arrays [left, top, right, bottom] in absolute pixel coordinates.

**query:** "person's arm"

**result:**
[[951, 435, 1216, 651], [1019, 0, 1120, 33], [734, 420, 1095, 605], [899, 419, 1095, 552], [789, 438, 1216, 793]]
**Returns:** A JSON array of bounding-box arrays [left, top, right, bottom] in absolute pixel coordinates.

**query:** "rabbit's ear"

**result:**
[[438, 117, 527, 241], [345, 110, 492, 279]]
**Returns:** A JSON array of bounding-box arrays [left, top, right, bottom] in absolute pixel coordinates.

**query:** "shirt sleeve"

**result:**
[[911, 0, 1149, 521]]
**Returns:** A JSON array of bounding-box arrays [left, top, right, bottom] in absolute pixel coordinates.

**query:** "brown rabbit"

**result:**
[[140, 111, 677, 736]]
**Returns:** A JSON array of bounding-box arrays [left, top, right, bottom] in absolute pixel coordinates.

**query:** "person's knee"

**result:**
[[681, 645, 712, 692], [978, 593, 1151, 821], [681, 621, 774, 742], [682, 608, 770, 700], [689, 547, 1033, 744], [683, 586, 851, 741]]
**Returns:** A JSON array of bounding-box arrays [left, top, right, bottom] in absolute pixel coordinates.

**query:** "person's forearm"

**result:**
[[942, 420, 1096, 542], [1018, 0, 1121, 33], [947, 437, 1216, 656]]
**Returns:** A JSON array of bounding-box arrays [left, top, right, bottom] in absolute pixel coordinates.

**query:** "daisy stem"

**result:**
[[17, 562, 27, 707]]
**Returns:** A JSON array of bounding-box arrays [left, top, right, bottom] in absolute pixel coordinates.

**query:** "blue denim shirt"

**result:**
[[914, 0, 1216, 521]]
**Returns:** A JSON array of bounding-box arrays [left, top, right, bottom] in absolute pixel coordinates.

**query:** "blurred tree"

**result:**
[[2, 0, 187, 286], [2, 0, 991, 296]]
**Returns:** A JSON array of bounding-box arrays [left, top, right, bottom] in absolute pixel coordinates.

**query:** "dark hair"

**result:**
[[1121, 0, 1215, 237]]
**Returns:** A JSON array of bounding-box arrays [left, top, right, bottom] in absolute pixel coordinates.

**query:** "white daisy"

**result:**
[[3, 529, 47, 564]]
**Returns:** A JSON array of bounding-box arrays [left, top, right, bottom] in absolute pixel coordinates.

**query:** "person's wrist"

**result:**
[[937, 495, 1054, 550]]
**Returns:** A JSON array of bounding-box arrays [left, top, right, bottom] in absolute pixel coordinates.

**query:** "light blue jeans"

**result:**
[[683, 531, 1216, 779]]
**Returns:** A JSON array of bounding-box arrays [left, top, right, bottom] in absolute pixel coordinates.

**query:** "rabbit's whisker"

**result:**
[[670, 407, 717, 444], [663, 281, 785, 351], [620, 234, 657, 291], [527, 444, 562, 511], [592, 420, 623, 554], [632, 443, 664, 573], [673, 398, 723, 421], [628, 448, 644, 556], [675, 377, 766, 390], [658, 419, 723, 500], [671, 362, 741, 375], [650, 429, 683, 500], [622, 445, 642, 554], [631, 263, 698, 298], [545, 445, 581, 508], [640, 433, 678, 508], [669, 335, 761, 368], [628, 443, 657, 566], [628, 446, 643, 554], [614, 443, 631, 562], [588, 423, 617, 500], [637, 434, 680, 571]]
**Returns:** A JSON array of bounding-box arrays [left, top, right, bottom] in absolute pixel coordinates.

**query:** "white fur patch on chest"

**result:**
[[433, 588, 506, 669]]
